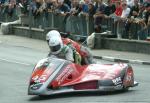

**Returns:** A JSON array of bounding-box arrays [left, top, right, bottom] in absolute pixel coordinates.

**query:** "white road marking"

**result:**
[[0, 58, 31, 66], [102, 56, 115, 61], [130, 60, 143, 64]]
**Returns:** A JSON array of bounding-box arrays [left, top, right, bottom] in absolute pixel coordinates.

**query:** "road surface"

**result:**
[[0, 40, 150, 103]]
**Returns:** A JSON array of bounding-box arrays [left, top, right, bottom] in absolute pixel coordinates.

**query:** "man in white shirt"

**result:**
[[126, 0, 134, 7], [116, 1, 131, 39], [121, 2, 131, 18]]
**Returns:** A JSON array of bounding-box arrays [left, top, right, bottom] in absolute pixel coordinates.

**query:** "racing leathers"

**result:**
[[48, 44, 81, 65], [46, 30, 94, 65], [62, 38, 95, 65]]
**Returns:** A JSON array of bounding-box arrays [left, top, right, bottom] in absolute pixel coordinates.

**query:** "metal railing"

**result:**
[[0, 7, 149, 40], [0, 6, 19, 22]]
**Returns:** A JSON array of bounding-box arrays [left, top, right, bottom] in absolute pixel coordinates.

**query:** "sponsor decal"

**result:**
[[112, 77, 122, 85], [56, 66, 73, 85], [30, 82, 43, 90], [114, 84, 123, 90], [30, 75, 47, 90]]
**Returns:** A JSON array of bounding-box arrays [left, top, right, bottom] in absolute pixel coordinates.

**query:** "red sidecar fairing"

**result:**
[[28, 58, 138, 95]]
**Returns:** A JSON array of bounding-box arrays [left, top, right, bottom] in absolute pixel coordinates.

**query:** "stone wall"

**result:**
[[12, 26, 150, 54]]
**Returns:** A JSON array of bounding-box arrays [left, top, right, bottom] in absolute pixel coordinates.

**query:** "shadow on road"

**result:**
[[28, 90, 137, 101]]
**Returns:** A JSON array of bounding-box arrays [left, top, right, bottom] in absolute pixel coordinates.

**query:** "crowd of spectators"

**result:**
[[0, 0, 17, 17], [0, 0, 150, 39]]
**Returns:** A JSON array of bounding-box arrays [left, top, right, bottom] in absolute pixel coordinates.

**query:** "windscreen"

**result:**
[[47, 58, 67, 70], [32, 58, 69, 83]]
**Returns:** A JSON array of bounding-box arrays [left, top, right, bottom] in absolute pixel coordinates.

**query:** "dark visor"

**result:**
[[50, 44, 61, 52]]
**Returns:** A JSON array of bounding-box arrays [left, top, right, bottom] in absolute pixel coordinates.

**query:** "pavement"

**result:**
[[92, 50, 150, 65], [0, 30, 150, 65]]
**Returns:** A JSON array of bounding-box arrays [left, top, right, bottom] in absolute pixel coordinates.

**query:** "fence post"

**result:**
[[117, 20, 122, 39], [29, 0, 32, 38], [43, 12, 46, 29], [51, 12, 54, 28], [86, 15, 89, 36]]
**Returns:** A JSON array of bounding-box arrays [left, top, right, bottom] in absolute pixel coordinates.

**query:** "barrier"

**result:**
[[0, 6, 19, 22], [0, 7, 150, 40]]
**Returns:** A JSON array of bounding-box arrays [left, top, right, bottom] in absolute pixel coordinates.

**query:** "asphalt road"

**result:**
[[0, 42, 150, 103]]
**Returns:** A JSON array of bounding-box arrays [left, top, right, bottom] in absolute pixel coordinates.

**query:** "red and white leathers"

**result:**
[[46, 30, 94, 65], [47, 32, 75, 63], [62, 38, 94, 64]]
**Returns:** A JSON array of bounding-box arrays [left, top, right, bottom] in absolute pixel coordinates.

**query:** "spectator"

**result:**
[[128, 1, 140, 39], [87, 25, 102, 48], [130, 0, 140, 18], [82, 0, 90, 13], [55, 0, 70, 14], [43, 0, 55, 21], [137, 2, 145, 18], [32, 0, 46, 19], [0, 0, 5, 4], [64, 0, 71, 8], [38, 0, 47, 13], [79, 1, 96, 17], [126, 0, 134, 7], [20, 0, 29, 15], [0, 0, 5, 15], [94, 0, 106, 13], [94, 24, 102, 33], [138, 16, 150, 40], [121, 1, 131, 38], [111, 0, 119, 4], [88, 2, 96, 17], [45, 0, 53, 11], [54, 0, 71, 31], [121, 1, 131, 19], [114, 1, 123, 16], [104, 0, 116, 16], [148, 16, 150, 37], [70, 0, 82, 16], [2, 0, 16, 17], [93, 0, 106, 27], [65, 0, 82, 33], [30, 0, 37, 15], [142, 2, 150, 25], [144, 0, 150, 3], [115, 1, 131, 39], [137, 2, 150, 40]]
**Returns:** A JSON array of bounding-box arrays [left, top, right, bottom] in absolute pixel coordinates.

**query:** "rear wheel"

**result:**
[[122, 67, 134, 90]]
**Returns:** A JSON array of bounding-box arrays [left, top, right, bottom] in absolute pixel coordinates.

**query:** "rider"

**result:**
[[46, 30, 95, 65], [46, 30, 81, 64]]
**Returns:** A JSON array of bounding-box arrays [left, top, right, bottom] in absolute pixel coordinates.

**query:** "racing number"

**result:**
[[32, 75, 47, 82]]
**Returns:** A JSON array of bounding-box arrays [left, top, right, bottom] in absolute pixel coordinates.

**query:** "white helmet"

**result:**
[[49, 36, 63, 54], [46, 30, 61, 41]]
